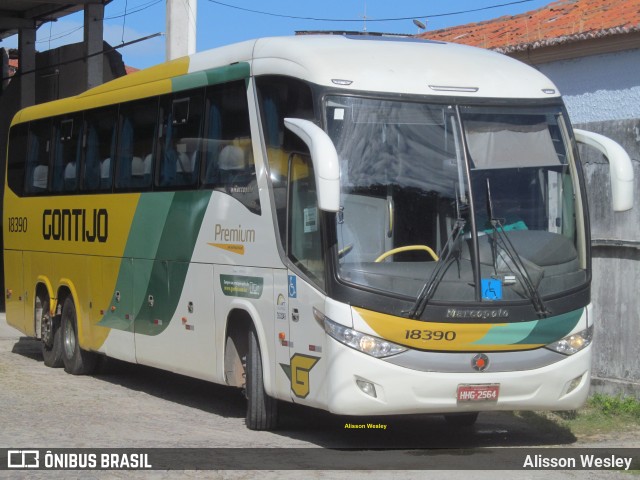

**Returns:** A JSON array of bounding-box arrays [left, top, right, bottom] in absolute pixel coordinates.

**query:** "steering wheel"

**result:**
[[375, 245, 439, 263]]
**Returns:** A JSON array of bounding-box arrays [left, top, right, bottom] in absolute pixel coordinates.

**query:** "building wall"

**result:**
[[536, 48, 640, 395], [579, 123, 640, 396], [537, 48, 640, 124]]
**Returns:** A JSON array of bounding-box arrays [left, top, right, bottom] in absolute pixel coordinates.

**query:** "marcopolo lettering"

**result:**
[[42, 208, 108, 243], [446, 308, 509, 319]]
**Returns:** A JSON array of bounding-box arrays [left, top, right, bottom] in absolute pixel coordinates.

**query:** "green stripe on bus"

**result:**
[[172, 71, 209, 93], [172, 62, 250, 93], [204, 62, 250, 86], [515, 308, 583, 345], [470, 320, 538, 346], [97, 191, 212, 334], [470, 308, 583, 347], [125, 193, 175, 258], [133, 190, 212, 335], [97, 193, 175, 331]]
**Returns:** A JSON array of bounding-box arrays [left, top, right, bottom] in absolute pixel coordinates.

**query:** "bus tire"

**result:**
[[61, 297, 97, 375], [444, 412, 479, 427], [39, 293, 63, 368], [245, 327, 278, 430], [43, 327, 64, 368]]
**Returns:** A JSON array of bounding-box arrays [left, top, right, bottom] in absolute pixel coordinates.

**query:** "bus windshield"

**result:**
[[326, 96, 587, 306]]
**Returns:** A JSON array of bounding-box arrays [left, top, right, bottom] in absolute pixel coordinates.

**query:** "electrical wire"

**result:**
[[31, 0, 534, 47], [34, 0, 163, 45], [206, 0, 535, 22], [121, 0, 128, 44], [104, 0, 163, 20], [36, 25, 84, 44], [48, 20, 53, 50], [2, 32, 163, 83]]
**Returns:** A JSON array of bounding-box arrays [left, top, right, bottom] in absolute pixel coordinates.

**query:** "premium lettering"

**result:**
[[42, 208, 108, 243], [214, 224, 255, 243]]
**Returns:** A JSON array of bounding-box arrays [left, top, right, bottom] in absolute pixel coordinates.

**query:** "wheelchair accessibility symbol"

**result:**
[[481, 278, 503, 301], [288, 275, 297, 298]]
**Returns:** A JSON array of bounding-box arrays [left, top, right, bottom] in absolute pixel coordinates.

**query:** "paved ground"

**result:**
[[0, 313, 636, 479]]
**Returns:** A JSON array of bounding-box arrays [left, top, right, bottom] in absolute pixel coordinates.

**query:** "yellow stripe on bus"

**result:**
[[354, 307, 544, 352], [13, 57, 190, 124]]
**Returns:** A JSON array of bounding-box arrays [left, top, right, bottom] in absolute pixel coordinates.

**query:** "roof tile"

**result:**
[[420, 0, 640, 52]]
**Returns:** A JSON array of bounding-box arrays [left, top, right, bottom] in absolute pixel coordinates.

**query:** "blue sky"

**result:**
[[2, 0, 552, 69]]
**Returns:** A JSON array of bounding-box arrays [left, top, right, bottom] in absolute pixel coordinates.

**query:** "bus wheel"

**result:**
[[39, 292, 63, 368], [444, 412, 479, 427], [245, 328, 278, 430], [61, 297, 97, 375]]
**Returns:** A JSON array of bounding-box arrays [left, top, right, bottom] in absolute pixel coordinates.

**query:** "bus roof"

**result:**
[[244, 35, 560, 99], [13, 34, 560, 124]]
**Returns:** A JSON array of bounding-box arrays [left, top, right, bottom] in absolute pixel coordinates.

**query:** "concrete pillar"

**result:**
[[18, 28, 36, 108], [166, 0, 197, 61], [85, 2, 105, 90]]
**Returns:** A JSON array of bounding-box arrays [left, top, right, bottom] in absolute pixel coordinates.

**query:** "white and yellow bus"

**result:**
[[4, 35, 634, 430]]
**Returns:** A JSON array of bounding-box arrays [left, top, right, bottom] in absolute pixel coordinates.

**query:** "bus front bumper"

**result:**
[[325, 337, 591, 416]]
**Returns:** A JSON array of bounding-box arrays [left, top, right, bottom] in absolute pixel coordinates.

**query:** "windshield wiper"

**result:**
[[485, 178, 550, 318], [407, 216, 466, 319]]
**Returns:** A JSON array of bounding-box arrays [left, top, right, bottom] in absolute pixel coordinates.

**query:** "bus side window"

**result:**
[[255, 76, 314, 246], [157, 91, 203, 188], [202, 101, 222, 185], [288, 153, 324, 289], [52, 116, 83, 193], [83, 106, 118, 192], [7, 123, 28, 197], [84, 125, 101, 190], [116, 98, 157, 191], [202, 81, 259, 213], [25, 119, 52, 194]]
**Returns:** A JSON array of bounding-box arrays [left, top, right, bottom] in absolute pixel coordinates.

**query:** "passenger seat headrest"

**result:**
[[219, 145, 245, 171]]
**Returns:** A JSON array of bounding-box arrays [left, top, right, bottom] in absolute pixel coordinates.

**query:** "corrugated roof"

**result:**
[[419, 0, 640, 53]]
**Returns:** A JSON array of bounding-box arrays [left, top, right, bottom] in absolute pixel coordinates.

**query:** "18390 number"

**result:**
[[8, 216, 28, 233], [404, 329, 456, 341]]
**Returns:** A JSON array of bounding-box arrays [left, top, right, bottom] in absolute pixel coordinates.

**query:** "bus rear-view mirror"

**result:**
[[284, 118, 340, 212], [574, 129, 634, 212]]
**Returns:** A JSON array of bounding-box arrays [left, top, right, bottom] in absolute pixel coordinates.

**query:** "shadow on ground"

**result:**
[[11, 336, 576, 449]]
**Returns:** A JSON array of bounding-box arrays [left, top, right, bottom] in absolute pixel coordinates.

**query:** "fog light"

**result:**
[[565, 374, 584, 395], [356, 379, 377, 398]]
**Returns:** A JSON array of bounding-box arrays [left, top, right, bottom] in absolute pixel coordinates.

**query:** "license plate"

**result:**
[[457, 384, 500, 402]]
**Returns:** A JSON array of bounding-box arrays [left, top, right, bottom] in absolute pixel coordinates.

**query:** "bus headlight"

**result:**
[[545, 325, 593, 355], [314, 308, 407, 358]]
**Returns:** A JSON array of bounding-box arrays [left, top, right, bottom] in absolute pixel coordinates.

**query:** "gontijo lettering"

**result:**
[[42, 208, 108, 243]]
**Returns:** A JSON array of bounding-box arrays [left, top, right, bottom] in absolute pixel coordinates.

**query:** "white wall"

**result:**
[[536, 47, 640, 395], [537, 48, 640, 124]]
